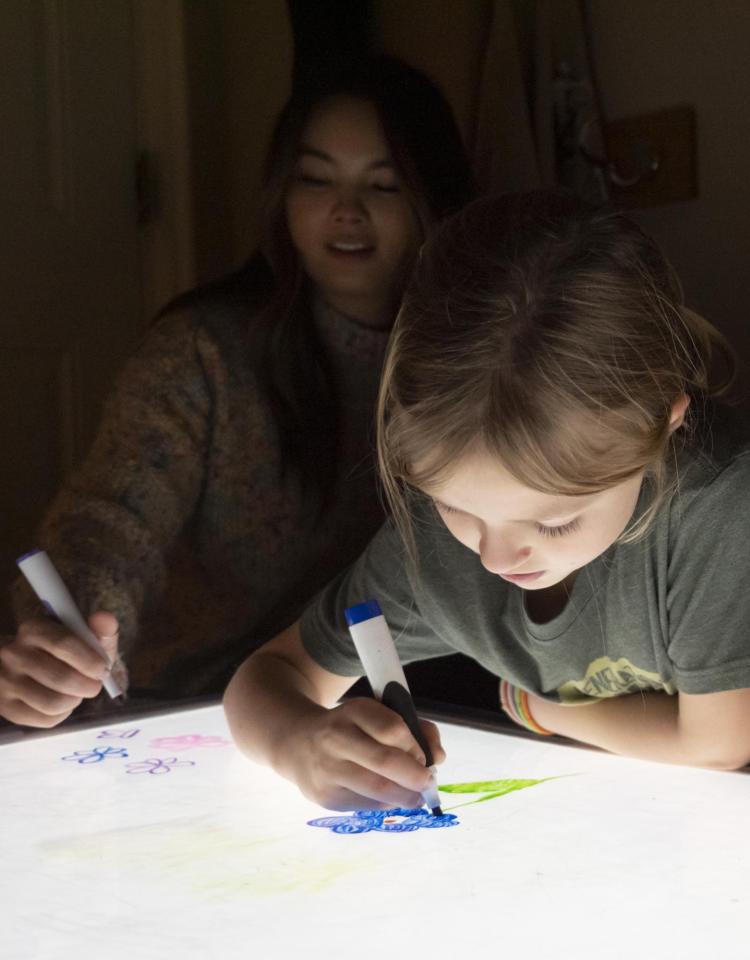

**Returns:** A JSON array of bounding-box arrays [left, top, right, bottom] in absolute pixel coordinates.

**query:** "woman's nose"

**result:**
[[331, 189, 366, 223], [478, 533, 532, 576]]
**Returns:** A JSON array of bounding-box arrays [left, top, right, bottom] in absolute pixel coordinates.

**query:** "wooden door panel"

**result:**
[[1, 345, 77, 572], [1, 1, 142, 631]]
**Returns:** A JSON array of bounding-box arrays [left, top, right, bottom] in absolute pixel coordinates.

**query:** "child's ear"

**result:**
[[669, 393, 690, 432]]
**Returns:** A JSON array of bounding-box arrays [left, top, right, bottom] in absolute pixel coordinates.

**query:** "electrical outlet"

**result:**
[[604, 105, 697, 209]]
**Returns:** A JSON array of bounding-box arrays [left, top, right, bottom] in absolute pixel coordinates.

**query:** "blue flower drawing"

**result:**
[[61, 746, 129, 764], [307, 807, 458, 834]]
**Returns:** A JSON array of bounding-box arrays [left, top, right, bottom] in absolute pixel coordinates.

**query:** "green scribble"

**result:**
[[437, 777, 563, 810]]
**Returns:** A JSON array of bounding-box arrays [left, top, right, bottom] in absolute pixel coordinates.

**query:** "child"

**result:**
[[3, 57, 473, 728], [224, 189, 750, 811]]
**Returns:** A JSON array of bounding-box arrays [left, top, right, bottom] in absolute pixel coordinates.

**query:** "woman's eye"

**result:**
[[296, 173, 329, 186], [536, 518, 581, 538], [434, 501, 459, 516], [372, 183, 400, 193]]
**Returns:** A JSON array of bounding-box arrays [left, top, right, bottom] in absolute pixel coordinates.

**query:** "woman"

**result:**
[[4, 57, 473, 726]]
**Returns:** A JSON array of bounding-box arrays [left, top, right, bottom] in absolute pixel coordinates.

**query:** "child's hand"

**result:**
[[0, 612, 119, 727], [286, 696, 445, 811]]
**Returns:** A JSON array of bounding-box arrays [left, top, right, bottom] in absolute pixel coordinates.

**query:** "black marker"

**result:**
[[345, 599, 442, 815]]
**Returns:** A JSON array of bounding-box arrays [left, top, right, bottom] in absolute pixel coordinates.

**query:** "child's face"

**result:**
[[422, 447, 644, 591], [285, 95, 422, 329]]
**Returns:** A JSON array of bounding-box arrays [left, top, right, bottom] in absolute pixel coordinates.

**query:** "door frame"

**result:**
[[132, 0, 195, 321]]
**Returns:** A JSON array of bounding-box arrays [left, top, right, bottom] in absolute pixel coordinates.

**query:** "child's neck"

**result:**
[[524, 572, 577, 624]]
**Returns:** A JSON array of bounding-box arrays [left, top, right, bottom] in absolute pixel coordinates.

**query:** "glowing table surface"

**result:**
[[2, 702, 748, 959]]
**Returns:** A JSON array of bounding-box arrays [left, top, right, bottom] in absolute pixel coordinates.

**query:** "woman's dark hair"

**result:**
[[165, 56, 473, 517]]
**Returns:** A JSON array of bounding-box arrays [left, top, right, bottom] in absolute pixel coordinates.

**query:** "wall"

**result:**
[[375, 0, 491, 144], [588, 0, 750, 381], [183, 3, 231, 283], [183, 1, 292, 283], [221, 0, 292, 265], [183, 0, 750, 387]]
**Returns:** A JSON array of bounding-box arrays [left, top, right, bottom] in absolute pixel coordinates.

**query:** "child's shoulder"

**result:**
[[674, 402, 750, 508]]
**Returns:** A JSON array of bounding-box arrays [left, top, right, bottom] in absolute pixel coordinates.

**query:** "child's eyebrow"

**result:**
[[297, 146, 394, 170], [533, 512, 582, 524], [431, 495, 587, 524]]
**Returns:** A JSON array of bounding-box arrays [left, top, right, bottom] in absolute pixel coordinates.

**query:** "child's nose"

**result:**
[[478, 534, 533, 577]]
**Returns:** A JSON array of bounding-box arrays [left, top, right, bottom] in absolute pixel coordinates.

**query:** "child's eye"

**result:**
[[536, 518, 581, 538], [372, 183, 400, 193]]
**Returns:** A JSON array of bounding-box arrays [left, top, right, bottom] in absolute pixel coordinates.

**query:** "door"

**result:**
[[0, 1, 143, 630]]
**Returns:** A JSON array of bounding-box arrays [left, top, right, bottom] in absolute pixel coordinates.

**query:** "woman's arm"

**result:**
[[528, 687, 750, 770], [12, 312, 212, 648], [224, 620, 444, 810]]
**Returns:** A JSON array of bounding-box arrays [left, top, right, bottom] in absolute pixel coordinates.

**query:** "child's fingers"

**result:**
[[325, 759, 424, 810], [323, 703, 434, 794], [345, 697, 429, 765], [419, 719, 446, 765], [357, 735, 434, 795], [296, 700, 439, 810], [305, 783, 402, 813]]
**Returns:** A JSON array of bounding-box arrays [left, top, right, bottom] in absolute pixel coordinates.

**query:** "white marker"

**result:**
[[345, 598, 443, 816], [16, 549, 123, 699]]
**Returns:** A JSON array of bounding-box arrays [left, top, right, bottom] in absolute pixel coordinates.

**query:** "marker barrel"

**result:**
[[345, 599, 442, 815], [17, 550, 122, 699], [345, 603, 409, 701]]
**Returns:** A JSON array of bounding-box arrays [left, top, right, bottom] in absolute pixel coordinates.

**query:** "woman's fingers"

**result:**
[[15, 619, 108, 681], [8, 645, 102, 700], [0, 615, 121, 727], [0, 698, 75, 728], [0, 669, 82, 723], [3, 630, 105, 692], [88, 611, 119, 659]]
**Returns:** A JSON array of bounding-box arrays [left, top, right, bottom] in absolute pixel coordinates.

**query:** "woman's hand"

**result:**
[[0, 612, 119, 727], [284, 696, 445, 811]]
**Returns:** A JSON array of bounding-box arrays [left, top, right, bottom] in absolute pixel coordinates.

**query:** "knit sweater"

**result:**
[[12, 291, 390, 697]]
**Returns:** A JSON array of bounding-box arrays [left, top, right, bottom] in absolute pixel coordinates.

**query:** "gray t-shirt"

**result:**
[[300, 411, 750, 703]]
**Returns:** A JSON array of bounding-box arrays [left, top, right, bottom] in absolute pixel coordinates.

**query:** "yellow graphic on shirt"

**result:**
[[557, 656, 675, 704]]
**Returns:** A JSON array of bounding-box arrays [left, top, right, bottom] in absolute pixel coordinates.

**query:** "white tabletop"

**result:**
[[2, 702, 748, 959]]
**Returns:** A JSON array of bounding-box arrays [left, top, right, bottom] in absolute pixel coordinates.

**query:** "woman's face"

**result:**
[[285, 95, 423, 329]]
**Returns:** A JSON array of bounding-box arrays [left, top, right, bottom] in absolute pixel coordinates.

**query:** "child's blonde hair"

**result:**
[[377, 191, 735, 557]]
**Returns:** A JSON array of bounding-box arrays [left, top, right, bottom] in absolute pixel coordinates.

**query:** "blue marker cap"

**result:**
[[344, 599, 382, 627]]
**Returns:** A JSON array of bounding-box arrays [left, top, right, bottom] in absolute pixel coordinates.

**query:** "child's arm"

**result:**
[[223, 620, 444, 810], [528, 687, 750, 770]]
